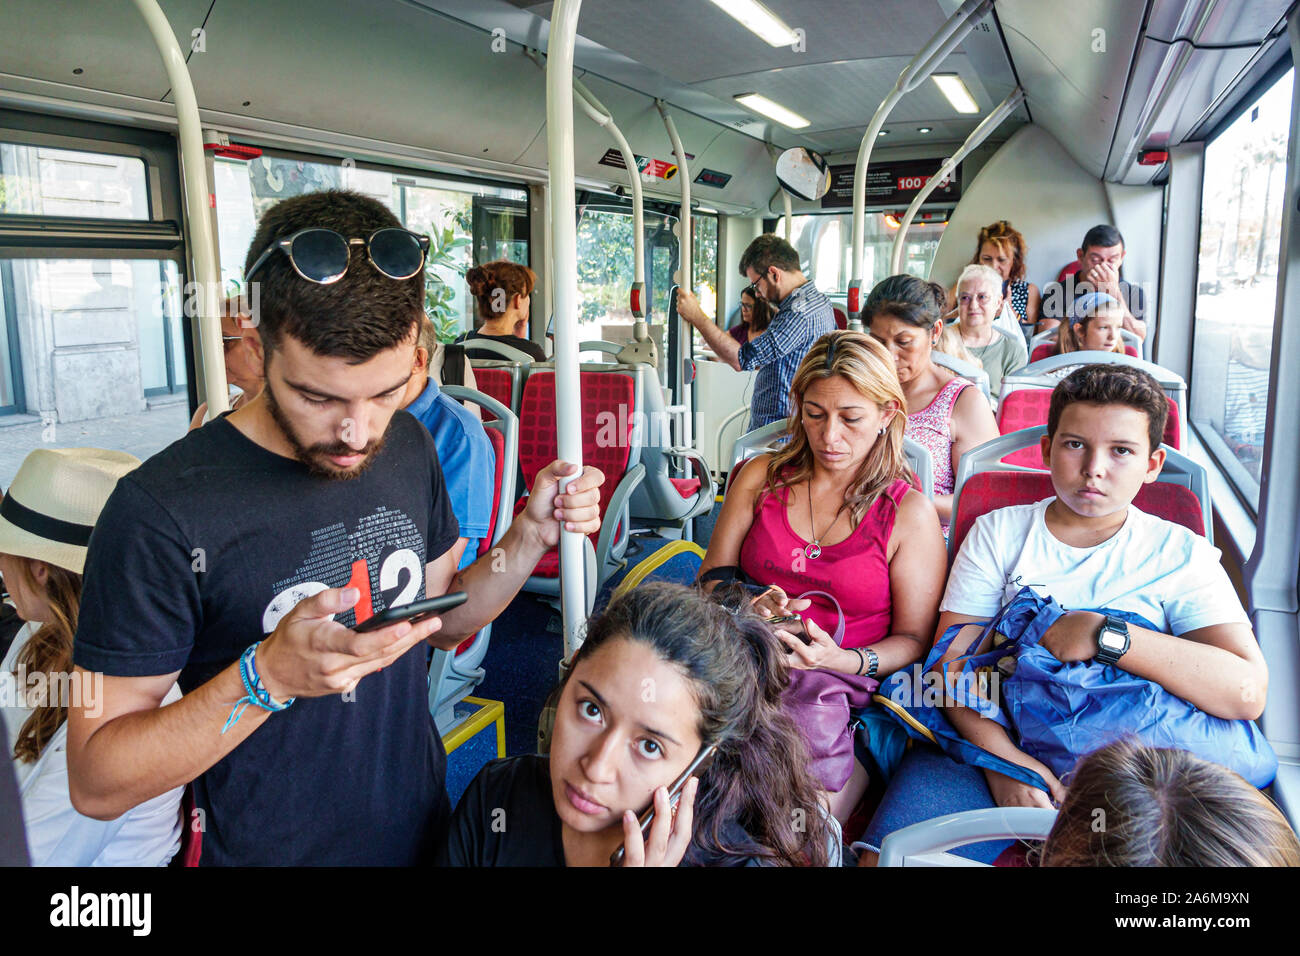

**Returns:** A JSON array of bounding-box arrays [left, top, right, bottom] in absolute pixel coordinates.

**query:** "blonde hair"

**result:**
[[1040, 740, 1300, 867], [1059, 305, 1126, 355], [9, 557, 82, 762], [935, 323, 982, 367], [762, 331, 909, 527]]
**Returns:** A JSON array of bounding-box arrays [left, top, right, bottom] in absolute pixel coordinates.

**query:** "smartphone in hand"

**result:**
[[609, 742, 718, 866], [352, 591, 468, 633]]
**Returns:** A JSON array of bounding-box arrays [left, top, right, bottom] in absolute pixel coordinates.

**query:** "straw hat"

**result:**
[[0, 447, 140, 575]]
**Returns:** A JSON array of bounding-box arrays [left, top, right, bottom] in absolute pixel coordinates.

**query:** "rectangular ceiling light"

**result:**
[[734, 92, 810, 129], [709, 0, 799, 47], [932, 74, 979, 114]]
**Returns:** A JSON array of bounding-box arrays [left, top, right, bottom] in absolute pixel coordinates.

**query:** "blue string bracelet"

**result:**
[[221, 641, 295, 734]]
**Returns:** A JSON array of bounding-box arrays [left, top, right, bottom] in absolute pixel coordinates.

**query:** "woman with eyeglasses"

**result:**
[[188, 297, 265, 430], [952, 264, 1028, 403], [726, 286, 773, 346]]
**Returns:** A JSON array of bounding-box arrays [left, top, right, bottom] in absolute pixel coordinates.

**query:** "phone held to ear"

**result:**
[[609, 742, 718, 867], [351, 591, 468, 633]]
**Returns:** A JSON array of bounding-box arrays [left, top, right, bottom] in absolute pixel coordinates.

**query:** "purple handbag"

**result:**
[[780, 591, 879, 792]]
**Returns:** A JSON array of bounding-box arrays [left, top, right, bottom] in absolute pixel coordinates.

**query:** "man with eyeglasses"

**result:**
[[188, 298, 265, 430], [66, 189, 604, 865]]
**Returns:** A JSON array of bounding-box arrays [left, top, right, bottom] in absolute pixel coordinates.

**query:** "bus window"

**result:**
[[785, 212, 947, 296], [0, 143, 148, 219], [1192, 67, 1293, 509], [214, 153, 528, 340]]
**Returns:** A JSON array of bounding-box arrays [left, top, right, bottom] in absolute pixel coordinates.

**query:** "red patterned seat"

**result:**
[[470, 367, 513, 422], [950, 471, 1206, 560], [997, 388, 1181, 468], [516, 370, 635, 580]]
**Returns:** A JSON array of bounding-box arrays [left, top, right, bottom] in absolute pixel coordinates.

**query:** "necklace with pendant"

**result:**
[[805, 488, 846, 560]]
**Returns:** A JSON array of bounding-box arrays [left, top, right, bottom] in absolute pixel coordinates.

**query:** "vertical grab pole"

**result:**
[[129, 0, 228, 415], [848, 0, 993, 323], [657, 101, 694, 451], [572, 78, 646, 320], [888, 88, 1025, 275], [546, 0, 588, 658]]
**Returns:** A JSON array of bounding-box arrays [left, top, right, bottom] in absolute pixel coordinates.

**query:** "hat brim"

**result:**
[[0, 511, 87, 576]]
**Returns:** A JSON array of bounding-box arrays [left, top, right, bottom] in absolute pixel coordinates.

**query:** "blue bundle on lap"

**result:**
[[928, 587, 1277, 787]]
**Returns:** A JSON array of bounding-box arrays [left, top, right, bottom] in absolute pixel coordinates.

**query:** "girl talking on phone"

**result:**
[[437, 582, 835, 866]]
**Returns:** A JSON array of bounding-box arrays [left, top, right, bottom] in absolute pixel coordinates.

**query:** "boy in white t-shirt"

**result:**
[[860, 365, 1268, 863]]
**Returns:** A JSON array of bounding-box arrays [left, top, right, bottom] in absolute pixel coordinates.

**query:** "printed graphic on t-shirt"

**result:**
[[261, 506, 426, 633]]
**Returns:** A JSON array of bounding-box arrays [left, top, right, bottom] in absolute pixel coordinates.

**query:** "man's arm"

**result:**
[[675, 290, 742, 370], [423, 460, 605, 647], [67, 586, 442, 820]]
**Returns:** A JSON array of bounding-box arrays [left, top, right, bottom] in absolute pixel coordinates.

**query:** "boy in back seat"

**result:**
[[861, 365, 1268, 863]]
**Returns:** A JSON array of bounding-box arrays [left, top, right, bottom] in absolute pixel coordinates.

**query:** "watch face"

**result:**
[[1100, 631, 1126, 651]]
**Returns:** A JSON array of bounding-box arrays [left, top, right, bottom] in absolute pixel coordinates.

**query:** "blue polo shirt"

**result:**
[[738, 281, 837, 430], [405, 380, 496, 568]]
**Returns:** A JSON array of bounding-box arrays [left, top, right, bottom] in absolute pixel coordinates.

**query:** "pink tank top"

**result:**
[[739, 475, 911, 650], [904, 376, 969, 496]]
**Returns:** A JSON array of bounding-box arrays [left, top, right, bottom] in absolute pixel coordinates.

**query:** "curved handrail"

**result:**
[[848, 0, 993, 315], [130, 0, 227, 416], [890, 88, 1025, 275]]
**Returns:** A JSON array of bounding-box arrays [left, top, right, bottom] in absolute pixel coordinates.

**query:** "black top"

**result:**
[[455, 330, 547, 363], [74, 411, 459, 865], [1040, 276, 1149, 329], [438, 755, 766, 867]]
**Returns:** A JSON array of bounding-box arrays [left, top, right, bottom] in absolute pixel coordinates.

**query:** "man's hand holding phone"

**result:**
[[256, 586, 447, 701]]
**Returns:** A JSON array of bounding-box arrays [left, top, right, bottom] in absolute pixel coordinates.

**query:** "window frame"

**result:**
[[0, 110, 189, 414], [1187, 57, 1295, 515]]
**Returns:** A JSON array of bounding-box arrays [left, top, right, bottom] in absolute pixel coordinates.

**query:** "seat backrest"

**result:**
[[997, 384, 1181, 456], [878, 807, 1057, 867], [1029, 342, 1054, 364], [832, 306, 849, 330], [518, 370, 635, 531], [469, 363, 521, 420], [931, 351, 992, 404], [949, 425, 1211, 560]]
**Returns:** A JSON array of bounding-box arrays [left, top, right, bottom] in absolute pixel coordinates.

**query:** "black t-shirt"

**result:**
[[73, 411, 459, 865], [1040, 275, 1149, 328], [437, 754, 766, 867], [455, 330, 546, 363]]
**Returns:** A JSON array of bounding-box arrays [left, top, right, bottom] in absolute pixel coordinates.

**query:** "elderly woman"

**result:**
[[946, 220, 1040, 335], [952, 264, 1029, 402], [864, 276, 999, 531], [699, 330, 945, 823]]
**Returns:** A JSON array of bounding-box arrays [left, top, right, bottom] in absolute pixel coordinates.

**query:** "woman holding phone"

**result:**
[[437, 582, 834, 866]]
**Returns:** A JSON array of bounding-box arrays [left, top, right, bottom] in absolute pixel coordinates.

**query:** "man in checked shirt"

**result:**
[[678, 234, 837, 430]]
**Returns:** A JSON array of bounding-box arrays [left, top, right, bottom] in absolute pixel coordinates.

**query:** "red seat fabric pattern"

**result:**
[[471, 367, 513, 421], [950, 471, 1205, 560], [833, 306, 849, 330], [997, 390, 1181, 468], [515, 371, 635, 578], [1030, 343, 1054, 364]]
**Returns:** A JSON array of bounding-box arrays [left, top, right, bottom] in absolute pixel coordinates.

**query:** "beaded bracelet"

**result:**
[[221, 642, 295, 735]]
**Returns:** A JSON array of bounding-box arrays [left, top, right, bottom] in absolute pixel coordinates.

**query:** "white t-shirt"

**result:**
[[1, 621, 183, 866], [942, 498, 1249, 634]]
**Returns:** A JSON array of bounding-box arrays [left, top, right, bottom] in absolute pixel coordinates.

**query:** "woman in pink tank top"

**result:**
[[862, 276, 999, 531], [700, 331, 946, 825]]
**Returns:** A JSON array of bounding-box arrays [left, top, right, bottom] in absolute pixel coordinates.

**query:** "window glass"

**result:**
[[784, 211, 947, 296], [0, 143, 148, 219], [214, 154, 527, 342], [0, 258, 187, 487], [1192, 68, 1292, 508]]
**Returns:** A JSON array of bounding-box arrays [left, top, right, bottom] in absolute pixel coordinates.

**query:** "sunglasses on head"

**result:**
[[244, 227, 431, 285]]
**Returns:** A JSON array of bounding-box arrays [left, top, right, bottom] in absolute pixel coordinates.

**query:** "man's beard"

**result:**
[[264, 381, 386, 482]]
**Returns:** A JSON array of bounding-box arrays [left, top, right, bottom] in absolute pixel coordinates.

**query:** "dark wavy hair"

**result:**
[[566, 582, 833, 866], [740, 285, 774, 334]]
